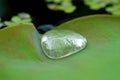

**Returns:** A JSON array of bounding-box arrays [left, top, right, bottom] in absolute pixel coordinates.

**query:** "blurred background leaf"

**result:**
[[45, 0, 120, 15]]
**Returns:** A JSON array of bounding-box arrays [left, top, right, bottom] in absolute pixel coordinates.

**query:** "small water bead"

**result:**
[[18, 13, 31, 19], [41, 29, 87, 59]]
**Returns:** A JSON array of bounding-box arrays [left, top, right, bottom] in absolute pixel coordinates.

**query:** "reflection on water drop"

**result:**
[[41, 29, 87, 59]]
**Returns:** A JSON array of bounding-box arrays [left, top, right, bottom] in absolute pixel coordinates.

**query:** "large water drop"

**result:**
[[41, 29, 87, 59]]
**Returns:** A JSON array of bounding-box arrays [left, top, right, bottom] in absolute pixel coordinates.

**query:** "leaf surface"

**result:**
[[0, 15, 120, 80]]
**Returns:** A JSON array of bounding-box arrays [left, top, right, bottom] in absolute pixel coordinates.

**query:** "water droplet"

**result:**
[[41, 29, 87, 59]]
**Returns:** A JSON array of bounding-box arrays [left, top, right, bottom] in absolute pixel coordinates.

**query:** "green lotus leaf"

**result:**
[[0, 15, 120, 80]]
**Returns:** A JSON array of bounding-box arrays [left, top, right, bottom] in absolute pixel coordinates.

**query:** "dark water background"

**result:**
[[0, 0, 108, 33]]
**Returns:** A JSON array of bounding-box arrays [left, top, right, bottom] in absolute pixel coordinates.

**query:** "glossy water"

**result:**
[[41, 29, 87, 59]]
